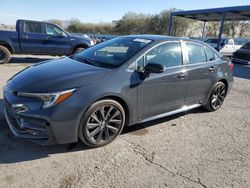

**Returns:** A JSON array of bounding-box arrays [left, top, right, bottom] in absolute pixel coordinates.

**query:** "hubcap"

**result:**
[[86, 105, 123, 144], [211, 84, 226, 109]]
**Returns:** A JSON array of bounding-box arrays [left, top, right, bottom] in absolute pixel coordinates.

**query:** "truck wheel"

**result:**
[[73, 47, 85, 54], [0, 45, 11, 64]]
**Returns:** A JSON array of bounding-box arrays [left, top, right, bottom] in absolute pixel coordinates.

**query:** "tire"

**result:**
[[204, 81, 227, 112], [78, 99, 126, 148], [73, 47, 85, 54], [0, 45, 11, 64]]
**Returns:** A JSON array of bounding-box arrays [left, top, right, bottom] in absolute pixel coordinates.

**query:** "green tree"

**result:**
[[49, 19, 64, 28]]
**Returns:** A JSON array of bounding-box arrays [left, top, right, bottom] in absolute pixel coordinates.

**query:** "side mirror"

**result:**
[[144, 63, 164, 74]]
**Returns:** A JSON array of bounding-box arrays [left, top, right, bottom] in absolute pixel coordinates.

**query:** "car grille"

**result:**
[[4, 99, 24, 132], [4, 99, 49, 139]]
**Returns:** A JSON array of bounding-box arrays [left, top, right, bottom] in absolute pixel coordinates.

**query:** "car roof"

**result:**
[[121, 34, 222, 57], [121, 34, 186, 41], [121, 34, 207, 45]]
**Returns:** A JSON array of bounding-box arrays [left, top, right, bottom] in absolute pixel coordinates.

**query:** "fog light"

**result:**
[[12, 104, 28, 112]]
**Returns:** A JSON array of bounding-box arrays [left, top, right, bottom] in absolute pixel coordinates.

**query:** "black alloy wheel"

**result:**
[[79, 100, 125, 147]]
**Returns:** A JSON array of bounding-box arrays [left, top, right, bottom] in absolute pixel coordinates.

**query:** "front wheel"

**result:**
[[78, 100, 125, 148], [204, 81, 227, 111], [73, 47, 85, 54]]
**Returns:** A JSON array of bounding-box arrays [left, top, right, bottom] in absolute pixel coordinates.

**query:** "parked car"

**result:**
[[204, 38, 227, 49], [0, 19, 94, 64], [204, 38, 242, 56], [3, 35, 233, 147], [232, 42, 250, 64]]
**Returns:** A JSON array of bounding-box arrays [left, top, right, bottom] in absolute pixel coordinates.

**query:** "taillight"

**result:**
[[229, 62, 234, 71]]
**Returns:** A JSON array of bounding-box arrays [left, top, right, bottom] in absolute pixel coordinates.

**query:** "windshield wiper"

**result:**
[[70, 55, 116, 69]]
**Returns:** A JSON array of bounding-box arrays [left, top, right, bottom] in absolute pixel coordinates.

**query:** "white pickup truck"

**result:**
[[205, 38, 245, 57]]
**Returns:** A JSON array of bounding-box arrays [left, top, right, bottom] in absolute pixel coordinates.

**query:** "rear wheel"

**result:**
[[204, 81, 227, 111], [0, 45, 11, 64], [79, 100, 125, 147]]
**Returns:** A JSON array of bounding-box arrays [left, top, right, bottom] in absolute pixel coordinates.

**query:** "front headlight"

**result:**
[[90, 40, 95, 46], [18, 89, 76, 108]]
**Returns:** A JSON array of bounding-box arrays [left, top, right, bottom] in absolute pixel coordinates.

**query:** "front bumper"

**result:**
[[3, 86, 83, 145], [4, 99, 58, 145]]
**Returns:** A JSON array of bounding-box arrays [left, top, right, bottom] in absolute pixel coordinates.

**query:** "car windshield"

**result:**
[[72, 37, 152, 68]]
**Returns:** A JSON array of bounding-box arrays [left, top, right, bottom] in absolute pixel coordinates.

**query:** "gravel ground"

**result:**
[[0, 57, 249, 188]]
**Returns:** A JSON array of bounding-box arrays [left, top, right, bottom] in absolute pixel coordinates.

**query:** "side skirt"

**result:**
[[140, 104, 202, 123]]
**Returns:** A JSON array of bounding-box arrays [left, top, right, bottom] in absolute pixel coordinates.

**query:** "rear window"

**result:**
[[186, 43, 206, 64], [24, 21, 42, 34]]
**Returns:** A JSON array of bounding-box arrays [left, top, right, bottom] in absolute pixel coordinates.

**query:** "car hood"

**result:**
[[69, 35, 92, 43], [8, 57, 110, 93]]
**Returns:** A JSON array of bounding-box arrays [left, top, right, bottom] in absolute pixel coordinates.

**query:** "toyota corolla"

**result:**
[[3, 35, 234, 147]]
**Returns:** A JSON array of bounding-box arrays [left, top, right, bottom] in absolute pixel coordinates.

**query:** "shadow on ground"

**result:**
[[0, 98, 206, 164], [233, 63, 250, 80]]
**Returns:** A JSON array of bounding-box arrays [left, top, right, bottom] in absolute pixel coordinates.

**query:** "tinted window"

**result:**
[[205, 46, 217, 62], [46, 24, 63, 36], [74, 37, 152, 68], [24, 21, 42, 34], [145, 42, 182, 68], [187, 43, 206, 64]]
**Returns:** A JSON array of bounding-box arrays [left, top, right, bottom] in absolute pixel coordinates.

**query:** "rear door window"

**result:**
[[186, 43, 206, 64], [24, 21, 42, 34]]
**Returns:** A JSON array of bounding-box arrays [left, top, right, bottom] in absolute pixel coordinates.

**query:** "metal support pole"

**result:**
[[168, 13, 173, 36], [201, 21, 206, 40], [217, 12, 226, 51]]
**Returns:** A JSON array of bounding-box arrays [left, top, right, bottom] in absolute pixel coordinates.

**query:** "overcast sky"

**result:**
[[1, 0, 250, 24]]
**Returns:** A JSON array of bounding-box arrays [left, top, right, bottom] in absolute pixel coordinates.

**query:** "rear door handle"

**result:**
[[178, 72, 188, 79], [209, 66, 215, 72]]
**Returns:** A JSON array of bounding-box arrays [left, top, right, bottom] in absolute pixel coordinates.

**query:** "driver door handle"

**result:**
[[178, 72, 188, 79], [22, 34, 29, 39], [209, 66, 215, 72]]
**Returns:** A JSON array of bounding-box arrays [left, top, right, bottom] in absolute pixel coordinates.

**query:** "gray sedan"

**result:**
[[3, 35, 234, 147]]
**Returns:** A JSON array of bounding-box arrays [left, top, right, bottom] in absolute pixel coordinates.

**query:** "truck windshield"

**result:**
[[72, 37, 152, 68]]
